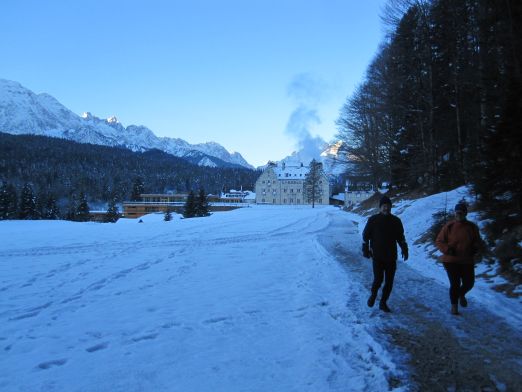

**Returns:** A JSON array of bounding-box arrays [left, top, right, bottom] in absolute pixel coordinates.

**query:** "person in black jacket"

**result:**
[[362, 195, 408, 312]]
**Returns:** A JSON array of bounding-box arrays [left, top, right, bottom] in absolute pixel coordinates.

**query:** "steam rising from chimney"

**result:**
[[285, 73, 329, 164]]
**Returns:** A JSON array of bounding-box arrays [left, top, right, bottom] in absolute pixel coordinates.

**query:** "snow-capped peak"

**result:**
[[0, 78, 254, 169]]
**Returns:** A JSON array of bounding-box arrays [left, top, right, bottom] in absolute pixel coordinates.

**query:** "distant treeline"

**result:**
[[0, 132, 260, 217]]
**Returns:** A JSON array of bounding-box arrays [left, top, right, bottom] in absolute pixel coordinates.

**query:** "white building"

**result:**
[[255, 161, 330, 205], [220, 189, 256, 204], [343, 180, 374, 207]]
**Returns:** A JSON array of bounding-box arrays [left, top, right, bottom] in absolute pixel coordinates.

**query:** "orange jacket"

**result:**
[[436, 219, 481, 264]]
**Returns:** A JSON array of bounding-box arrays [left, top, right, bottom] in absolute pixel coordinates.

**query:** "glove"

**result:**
[[362, 243, 372, 259], [401, 247, 409, 261], [447, 247, 455, 256]]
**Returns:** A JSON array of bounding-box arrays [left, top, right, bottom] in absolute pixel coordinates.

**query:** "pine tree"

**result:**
[[19, 183, 38, 219], [0, 182, 9, 220], [183, 191, 196, 218], [76, 192, 91, 222], [104, 198, 120, 223], [43, 194, 60, 219], [6, 184, 17, 219], [194, 188, 210, 217], [6, 184, 18, 219], [304, 159, 324, 208], [131, 178, 144, 201]]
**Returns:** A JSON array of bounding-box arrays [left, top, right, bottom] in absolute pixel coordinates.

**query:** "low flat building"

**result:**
[[123, 192, 251, 219]]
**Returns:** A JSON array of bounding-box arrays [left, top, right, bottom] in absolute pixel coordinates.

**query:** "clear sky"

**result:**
[[1, 0, 387, 167]]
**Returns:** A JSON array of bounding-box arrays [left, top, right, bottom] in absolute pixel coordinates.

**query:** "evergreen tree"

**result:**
[[19, 183, 38, 220], [104, 198, 120, 223], [304, 159, 323, 208], [0, 182, 9, 220], [5, 183, 18, 219], [76, 192, 91, 222], [43, 194, 60, 219], [183, 191, 196, 218], [130, 177, 144, 201], [194, 188, 210, 217]]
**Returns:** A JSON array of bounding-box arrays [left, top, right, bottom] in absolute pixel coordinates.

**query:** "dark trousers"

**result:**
[[443, 263, 475, 304], [371, 259, 397, 303]]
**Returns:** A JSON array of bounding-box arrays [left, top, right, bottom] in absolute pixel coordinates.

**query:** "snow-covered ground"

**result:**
[[1, 188, 520, 391], [348, 186, 522, 326]]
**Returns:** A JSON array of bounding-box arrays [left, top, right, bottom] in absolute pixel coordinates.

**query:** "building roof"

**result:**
[[270, 161, 309, 180]]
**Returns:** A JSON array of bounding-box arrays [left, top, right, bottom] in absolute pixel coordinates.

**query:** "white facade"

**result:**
[[255, 161, 330, 205], [220, 189, 256, 204], [344, 190, 374, 207]]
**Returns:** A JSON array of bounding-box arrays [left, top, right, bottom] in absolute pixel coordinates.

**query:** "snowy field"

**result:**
[[1, 189, 520, 391]]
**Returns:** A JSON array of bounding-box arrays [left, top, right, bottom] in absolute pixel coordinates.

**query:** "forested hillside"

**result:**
[[336, 0, 521, 278], [0, 132, 259, 215]]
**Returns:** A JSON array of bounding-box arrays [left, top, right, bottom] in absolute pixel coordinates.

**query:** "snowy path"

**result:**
[[320, 212, 522, 391], [1, 205, 520, 391], [1, 207, 398, 392]]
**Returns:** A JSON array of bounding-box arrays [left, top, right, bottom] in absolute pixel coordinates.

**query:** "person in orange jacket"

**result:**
[[436, 202, 482, 315]]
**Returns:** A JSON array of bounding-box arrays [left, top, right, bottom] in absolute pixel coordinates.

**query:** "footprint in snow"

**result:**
[[37, 359, 67, 370], [202, 316, 232, 325], [85, 342, 109, 353], [131, 333, 158, 343]]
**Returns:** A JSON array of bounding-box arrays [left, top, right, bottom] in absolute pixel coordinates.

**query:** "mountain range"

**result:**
[[0, 79, 253, 169]]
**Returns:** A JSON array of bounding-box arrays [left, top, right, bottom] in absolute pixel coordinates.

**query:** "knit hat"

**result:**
[[379, 195, 392, 207], [454, 202, 468, 213]]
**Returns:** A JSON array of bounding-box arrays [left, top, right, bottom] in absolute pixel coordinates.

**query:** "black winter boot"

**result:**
[[367, 293, 377, 308], [451, 304, 459, 315], [379, 302, 391, 313]]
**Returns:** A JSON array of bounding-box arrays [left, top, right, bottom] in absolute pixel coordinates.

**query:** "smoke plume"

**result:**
[[285, 73, 329, 163]]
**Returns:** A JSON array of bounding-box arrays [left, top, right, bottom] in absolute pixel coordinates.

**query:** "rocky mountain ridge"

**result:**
[[0, 79, 253, 169]]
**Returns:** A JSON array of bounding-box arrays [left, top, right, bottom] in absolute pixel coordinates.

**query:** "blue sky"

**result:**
[[1, 0, 387, 167]]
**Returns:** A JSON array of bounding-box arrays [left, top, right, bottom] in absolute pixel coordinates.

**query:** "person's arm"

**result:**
[[397, 219, 408, 260], [472, 223, 486, 257], [362, 217, 372, 258], [435, 224, 452, 254], [362, 217, 372, 243]]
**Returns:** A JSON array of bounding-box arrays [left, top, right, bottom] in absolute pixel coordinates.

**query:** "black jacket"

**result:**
[[363, 213, 407, 261]]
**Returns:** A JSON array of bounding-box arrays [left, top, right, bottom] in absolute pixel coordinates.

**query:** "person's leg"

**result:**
[[458, 263, 475, 306], [379, 260, 397, 312], [380, 260, 397, 303], [443, 263, 460, 314], [443, 263, 461, 303], [368, 259, 385, 307]]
